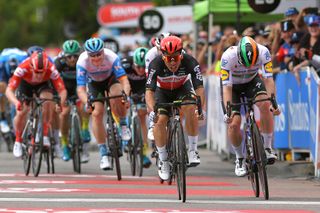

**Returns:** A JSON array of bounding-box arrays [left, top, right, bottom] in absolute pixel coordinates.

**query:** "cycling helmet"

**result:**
[[155, 32, 172, 48], [133, 47, 148, 67], [27, 45, 44, 56], [62, 40, 81, 55], [30, 51, 50, 73], [160, 36, 183, 55], [84, 38, 104, 53], [8, 56, 19, 75], [237, 36, 259, 67]]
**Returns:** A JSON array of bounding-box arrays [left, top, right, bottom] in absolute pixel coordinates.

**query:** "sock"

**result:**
[[143, 143, 148, 156], [156, 145, 168, 161], [188, 135, 198, 151], [15, 130, 22, 143], [261, 133, 273, 149], [43, 122, 49, 136], [98, 144, 108, 157], [82, 117, 89, 130], [61, 135, 68, 147], [232, 144, 244, 159], [120, 117, 127, 127], [53, 129, 60, 145]]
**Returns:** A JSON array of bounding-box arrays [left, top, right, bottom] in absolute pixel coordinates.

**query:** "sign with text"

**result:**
[[139, 9, 164, 35]]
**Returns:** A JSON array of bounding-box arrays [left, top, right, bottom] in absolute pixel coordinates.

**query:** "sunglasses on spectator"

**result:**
[[66, 55, 79, 59], [88, 51, 103, 58]]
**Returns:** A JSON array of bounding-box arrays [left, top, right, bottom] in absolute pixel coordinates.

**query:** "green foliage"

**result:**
[[0, 0, 99, 49]]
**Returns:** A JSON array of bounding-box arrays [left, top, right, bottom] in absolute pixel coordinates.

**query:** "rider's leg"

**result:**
[[40, 90, 54, 146], [182, 104, 201, 165], [79, 102, 91, 163], [0, 82, 10, 133], [109, 83, 131, 140], [59, 106, 71, 161], [12, 103, 29, 157], [138, 108, 151, 167]]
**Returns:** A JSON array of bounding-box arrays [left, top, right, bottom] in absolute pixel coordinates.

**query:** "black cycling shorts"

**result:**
[[87, 74, 119, 102], [63, 79, 77, 98], [16, 80, 53, 104], [155, 80, 196, 116], [232, 75, 267, 114]]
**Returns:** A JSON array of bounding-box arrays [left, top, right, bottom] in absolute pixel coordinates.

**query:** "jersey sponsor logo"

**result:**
[[264, 61, 272, 73], [194, 65, 203, 81], [265, 51, 271, 61], [157, 75, 188, 83], [222, 59, 228, 67], [220, 69, 229, 81], [146, 69, 155, 85], [256, 82, 262, 89]]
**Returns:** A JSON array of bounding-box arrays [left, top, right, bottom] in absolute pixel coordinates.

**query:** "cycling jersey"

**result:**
[[146, 53, 203, 91], [0, 48, 28, 83], [221, 44, 273, 86], [76, 48, 126, 86], [8, 57, 65, 93], [121, 56, 146, 95], [145, 46, 159, 76], [54, 56, 76, 80]]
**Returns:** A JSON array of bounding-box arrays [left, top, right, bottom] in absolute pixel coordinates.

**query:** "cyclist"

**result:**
[[121, 47, 152, 168], [76, 37, 131, 170], [27, 46, 44, 56], [6, 51, 67, 158], [145, 36, 206, 180], [221, 36, 281, 177], [0, 48, 28, 133], [54, 40, 91, 162]]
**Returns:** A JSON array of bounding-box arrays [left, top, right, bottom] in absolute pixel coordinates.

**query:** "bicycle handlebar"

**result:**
[[226, 94, 278, 117], [20, 95, 61, 105], [88, 92, 127, 105]]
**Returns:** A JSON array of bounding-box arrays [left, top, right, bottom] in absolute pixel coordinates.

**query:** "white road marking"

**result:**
[[0, 198, 319, 206]]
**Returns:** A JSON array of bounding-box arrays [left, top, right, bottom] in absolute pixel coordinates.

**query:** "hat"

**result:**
[[306, 15, 320, 26], [281, 20, 295, 32], [262, 25, 271, 36], [285, 7, 299, 17], [290, 32, 304, 44]]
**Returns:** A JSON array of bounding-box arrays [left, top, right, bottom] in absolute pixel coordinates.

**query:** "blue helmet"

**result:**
[[27, 45, 44, 56], [84, 38, 104, 53]]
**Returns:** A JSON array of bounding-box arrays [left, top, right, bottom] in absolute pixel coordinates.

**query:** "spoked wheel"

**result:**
[[108, 117, 121, 181], [32, 112, 43, 177], [50, 139, 55, 174], [133, 117, 143, 177], [71, 116, 81, 174], [252, 124, 269, 200], [22, 123, 32, 176], [44, 150, 50, 173], [245, 132, 259, 197], [128, 139, 136, 176], [174, 123, 187, 202]]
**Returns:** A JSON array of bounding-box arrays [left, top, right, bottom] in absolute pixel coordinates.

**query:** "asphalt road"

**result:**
[[0, 144, 319, 213]]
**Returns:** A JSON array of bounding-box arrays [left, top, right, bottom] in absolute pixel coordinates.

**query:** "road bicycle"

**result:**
[[126, 94, 144, 177], [226, 94, 278, 200], [154, 96, 202, 203], [89, 92, 127, 181], [20, 94, 60, 177], [67, 95, 83, 173]]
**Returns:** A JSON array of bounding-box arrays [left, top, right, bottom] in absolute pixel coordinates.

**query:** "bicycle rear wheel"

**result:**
[[244, 126, 259, 198], [252, 123, 269, 200], [32, 110, 43, 177], [71, 115, 81, 173], [174, 122, 187, 202], [133, 116, 143, 177]]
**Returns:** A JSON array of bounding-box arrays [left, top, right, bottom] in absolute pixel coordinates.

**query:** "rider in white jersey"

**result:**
[[221, 36, 280, 177]]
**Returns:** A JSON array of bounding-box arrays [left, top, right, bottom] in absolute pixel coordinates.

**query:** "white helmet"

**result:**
[[155, 32, 172, 48]]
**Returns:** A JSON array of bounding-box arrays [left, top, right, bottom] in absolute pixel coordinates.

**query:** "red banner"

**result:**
[[97, 3, 153, 26]]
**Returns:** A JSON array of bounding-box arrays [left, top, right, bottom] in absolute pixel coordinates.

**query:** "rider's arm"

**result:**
[[145, 89, 155, 113], [5, 74, 21, 106], [77, 86, 87, 104], [118, 76, 131, 97], [195, 87, 206, 111], [49, 67, 67, 106], [112, 57, 131, 96], [76, 62, 88, 104]]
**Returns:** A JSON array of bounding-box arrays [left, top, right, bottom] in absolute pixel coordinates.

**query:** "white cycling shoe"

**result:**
[[121, 126, 131, 141], [0, 120, 10, 133], [158, 160, 171, 181], [188, 150, 200, 167], [13, 142, 22, 158], [265, 148, 277, 164], [235, 158, 247, 177], [100, 156, 111, 170]]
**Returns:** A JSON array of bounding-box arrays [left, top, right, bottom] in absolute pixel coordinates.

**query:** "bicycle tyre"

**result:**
[[128, 138, 136, 176], [133, 116, 143, 177], [49, 134, 55, 174], [175, 122, 187, 202], [108, 115, 121, 181], [252, 123, 269, 200], [244, 125, 259, 198], [32, 109, 43, 177], [71, 115, 81, 174], [22, 121, 32, 176]]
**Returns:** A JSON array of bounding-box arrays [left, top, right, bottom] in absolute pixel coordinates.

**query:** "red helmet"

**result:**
[[30, 51, 50, 73], [160, 36, 183, 55]]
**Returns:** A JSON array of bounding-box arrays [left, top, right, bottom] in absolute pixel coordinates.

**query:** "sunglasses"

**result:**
[[66, 55, 79, 59], [163, 54, 181, 62], [88, 51, 103, 58]]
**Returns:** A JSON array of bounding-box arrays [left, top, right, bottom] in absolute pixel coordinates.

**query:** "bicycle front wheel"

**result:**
[[71, 115, 81, 174], [22, 121, 32, 176], [107, 116, 121, 181], [32, 110, 43, 177], [252, 123, 269, 200], [133, 116, 143, 177], [174, 122, 187, 202]]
